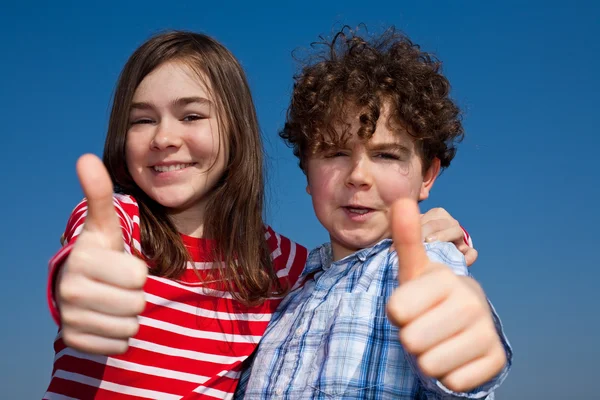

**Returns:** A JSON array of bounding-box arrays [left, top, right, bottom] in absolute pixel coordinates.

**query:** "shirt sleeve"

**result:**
[[409, 242, 513, 399], [264, 225, 308, 291], [46, 194, 137, 325]]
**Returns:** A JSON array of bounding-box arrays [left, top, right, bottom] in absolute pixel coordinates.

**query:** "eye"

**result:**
[[375, 152, 401, 160], [130, 118, 154, 125], [325, 151, 347, 158], [182, 114, 205, 122]]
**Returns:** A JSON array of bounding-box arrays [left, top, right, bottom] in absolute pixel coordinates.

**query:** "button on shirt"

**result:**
[[236, 240, 512, 399]]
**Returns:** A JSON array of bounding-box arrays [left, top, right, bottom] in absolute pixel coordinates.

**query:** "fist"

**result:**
[[387, 199, 506, 392], [57, 154, 148, 355]]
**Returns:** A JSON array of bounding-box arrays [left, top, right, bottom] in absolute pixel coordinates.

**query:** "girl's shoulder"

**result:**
[[264, 225, 308, 282]]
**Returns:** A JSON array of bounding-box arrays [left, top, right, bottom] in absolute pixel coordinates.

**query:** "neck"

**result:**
[[168, 206, 206, 238], [330, 238, 359, 262]]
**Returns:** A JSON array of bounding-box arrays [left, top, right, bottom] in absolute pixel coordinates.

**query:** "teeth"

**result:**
[[348, 208, 369, 215], [153, 163, 193, 172]]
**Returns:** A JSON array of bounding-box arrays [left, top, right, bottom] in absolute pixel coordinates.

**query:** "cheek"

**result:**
[[189, 124, 224, 160], [375, 164, 421, 203], [307, 164, 340, 205], [124, 136, 138, 170]]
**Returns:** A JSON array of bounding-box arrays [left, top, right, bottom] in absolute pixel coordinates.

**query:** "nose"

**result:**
[[150, 121, 183, 150], [345, 156, 373, 190]]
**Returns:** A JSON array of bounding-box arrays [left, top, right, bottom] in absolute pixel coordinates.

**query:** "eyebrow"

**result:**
[[366, 142, 412, 154], [130, 96, 212, 111]]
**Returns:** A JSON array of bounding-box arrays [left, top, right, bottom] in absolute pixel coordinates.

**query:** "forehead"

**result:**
[[333, 102, 414, 147], [133, 60, 213, 102]]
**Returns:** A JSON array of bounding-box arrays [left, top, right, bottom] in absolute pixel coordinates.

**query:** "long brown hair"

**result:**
[[103, 31, 283, 305]]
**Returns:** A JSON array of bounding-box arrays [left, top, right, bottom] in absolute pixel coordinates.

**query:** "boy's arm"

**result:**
[[387, 199, 512, 397], [421, 207, 477, 267]]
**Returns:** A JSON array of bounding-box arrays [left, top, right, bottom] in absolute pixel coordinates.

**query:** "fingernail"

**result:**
[[425, 236, 436, 242]]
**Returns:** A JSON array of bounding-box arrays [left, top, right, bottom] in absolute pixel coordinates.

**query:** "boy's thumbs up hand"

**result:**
[[57, 154, 148, 355], [386, 198, 506, 392]]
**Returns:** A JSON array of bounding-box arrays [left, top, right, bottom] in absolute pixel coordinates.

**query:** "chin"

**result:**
[[151, 195, 188, 209], [340, 235, 382, 252]]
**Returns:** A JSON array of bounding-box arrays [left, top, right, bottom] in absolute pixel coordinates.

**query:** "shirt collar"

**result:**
[[301, 239, 394, 277]]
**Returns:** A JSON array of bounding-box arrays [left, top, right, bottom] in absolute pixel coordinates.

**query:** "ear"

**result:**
[[306, 183, 311, 195], [418, 157, 440, 201]]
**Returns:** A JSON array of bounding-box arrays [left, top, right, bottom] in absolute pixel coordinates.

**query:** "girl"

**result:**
[[44, 31, 473, 400]]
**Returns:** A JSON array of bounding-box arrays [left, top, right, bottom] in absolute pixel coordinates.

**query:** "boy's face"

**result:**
[[306, 103, 440, 261]]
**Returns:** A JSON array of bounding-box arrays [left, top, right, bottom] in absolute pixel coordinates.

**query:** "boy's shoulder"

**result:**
[[423, 241, 469, 277], [387, 240, 469, 278]]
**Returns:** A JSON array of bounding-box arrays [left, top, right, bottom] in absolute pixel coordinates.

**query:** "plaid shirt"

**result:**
[[235, 240, 512, 399]]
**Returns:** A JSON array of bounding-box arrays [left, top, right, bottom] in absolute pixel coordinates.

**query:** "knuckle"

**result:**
[[59, 280, 84, 306], [431, 207, 446, 216], [125, 319, 140, 338], [442, 374, 468, 392], [113, 341, 130, 355], [492, 345, 508, 368], [482, 323, 500, 346], [399, 328, 421, 354], [131, 293, 147, 315], [66, 249, 91, 273], [131, 260, 148, 287], [60, 310, 80, 328], [62, 330, 88, 352], [386, 292, 407, 326], [417, 355, 439, 377], [457, 298, 484, 324], [61, 330, 78, 349], [437, 267, 455, 281]]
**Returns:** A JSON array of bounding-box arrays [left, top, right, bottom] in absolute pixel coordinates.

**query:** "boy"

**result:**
[[235, 27, 512, 399]]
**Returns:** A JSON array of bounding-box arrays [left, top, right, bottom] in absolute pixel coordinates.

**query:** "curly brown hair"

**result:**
[[280, 26, 464, 173]]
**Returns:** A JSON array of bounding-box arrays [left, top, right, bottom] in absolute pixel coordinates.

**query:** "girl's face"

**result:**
[[126, 60, 227, 223]]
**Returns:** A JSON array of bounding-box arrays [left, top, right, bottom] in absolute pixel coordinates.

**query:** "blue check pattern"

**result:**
[[235, 240, 512, 399]]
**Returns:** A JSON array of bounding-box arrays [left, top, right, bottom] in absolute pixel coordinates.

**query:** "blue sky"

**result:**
[[1, 1, 598, 398]]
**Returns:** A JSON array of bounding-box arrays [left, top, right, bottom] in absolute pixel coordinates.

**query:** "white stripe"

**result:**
[[144, 293, 272, 322], [186, 261, 217, 270], [54, 348, 210, 384], [113, 198, 133, 235], [118, 218, 132, 244], [193, 385, 233, 399], [71, 213, 86, 233], [115, 193, 137, 205], [72, 224, 83, 238], [270, 247, 282, 261], [133, 238, 142, 253], [43, 392, 79, 400], [277, 240, 296, 278], [219, 369, 241, 379], [149, 276, 282, 301], [270, 231, 283, 260], [53, 370, 181, 400], [129, 338, 249, 364], [138, 315, 263, 343]]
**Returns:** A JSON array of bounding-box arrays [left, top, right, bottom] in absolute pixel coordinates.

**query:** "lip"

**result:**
[[150, 161, 196, 167], [341, 205, 375, 222], [149, 162, 197, 175]]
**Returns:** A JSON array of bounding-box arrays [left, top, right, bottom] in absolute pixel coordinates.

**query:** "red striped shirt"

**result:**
[[44, 194, 308, 400]]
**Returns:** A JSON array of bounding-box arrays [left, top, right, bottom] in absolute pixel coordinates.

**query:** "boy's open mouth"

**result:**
[[343, 206, 374, 215]]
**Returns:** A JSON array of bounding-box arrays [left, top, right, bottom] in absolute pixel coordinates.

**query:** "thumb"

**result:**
[[76, 154, 123, 251], [392, 198, 428, 284]]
